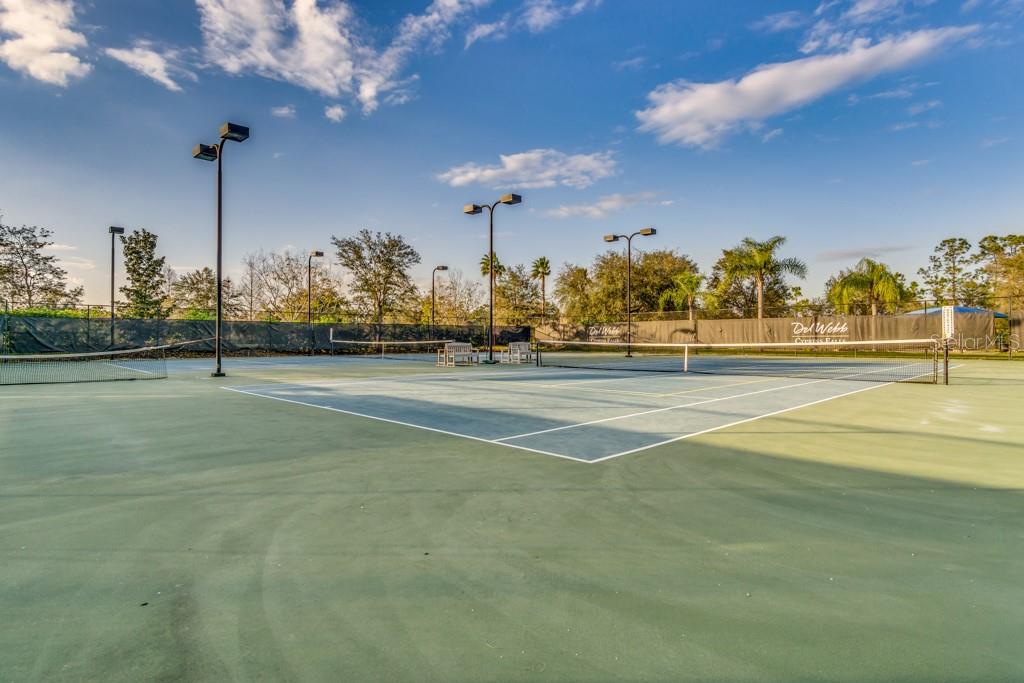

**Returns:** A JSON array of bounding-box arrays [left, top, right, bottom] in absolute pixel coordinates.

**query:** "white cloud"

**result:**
[[523, 0, 599, 33], [104, 41, 195, 92], [910, 158, 931, 165], [750, 11, 808, 33], [324, 104, 345, 122], [465, 1, 598, 48], [907, 98, 941, 114], [271, 104, 296, 118], [58, 255, 95, 270], [0, 0, 90, 86], [888, 121, 919, 131], [437, 148, 617, 190], [196, 0, 486, 115], [612, 55, 646, 71], [546, 191, 657, 219], [44, 243, 77, 252], [981, 136, 1010, 147], [465, 16, 509, 48], [636, 27, 976, 149], [762, 127, 783, 142], [818, 244, 915, 260]]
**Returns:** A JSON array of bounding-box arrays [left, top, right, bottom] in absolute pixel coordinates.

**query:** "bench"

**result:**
[[437, 342, 479, 366], [500, 341, 534, 364]]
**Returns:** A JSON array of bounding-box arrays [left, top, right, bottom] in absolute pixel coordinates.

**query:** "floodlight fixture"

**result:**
[[603, 234, 619, 243], [499, 193, 522, 205], [463, 204, 483, 215], [219, 122, 250, 142], [639, 227, 657, 236], [192, 144, 217, 161]]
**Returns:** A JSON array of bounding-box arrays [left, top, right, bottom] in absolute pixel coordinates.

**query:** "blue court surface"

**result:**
[[219, 362, 900, 463]]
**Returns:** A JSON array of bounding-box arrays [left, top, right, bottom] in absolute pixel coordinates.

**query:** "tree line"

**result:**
[[2, 210, 1021, 324]]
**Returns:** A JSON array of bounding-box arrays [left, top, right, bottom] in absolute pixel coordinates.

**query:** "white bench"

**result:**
[[437, 342, 479, 366], [500, 341, 534, 364]]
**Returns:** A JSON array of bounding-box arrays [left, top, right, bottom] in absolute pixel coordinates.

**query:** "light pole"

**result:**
[[463, 193, 522, 363], [108, 226, 124, 348], [431, 265, 449, 333], [603, 227, 656, 357], [308, 250, 324, 354], [192, 122, 250, 377]]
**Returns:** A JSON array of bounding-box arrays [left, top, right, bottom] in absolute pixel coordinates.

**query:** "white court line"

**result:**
[[221, 386, 592, 464], [586, 381, 891, 463], [583, 362, 961, 463], [492, 376, 834, 442], [229, 367, 536, 391]]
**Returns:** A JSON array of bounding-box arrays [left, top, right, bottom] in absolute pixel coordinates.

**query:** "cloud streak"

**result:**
[[105, 41, 195, 91], [546, 192, 657, 219], [636, 26, 977, 148], [437, 148, 616, 190]]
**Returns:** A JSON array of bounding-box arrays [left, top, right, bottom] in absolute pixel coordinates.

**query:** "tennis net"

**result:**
[[0, 341, 195, 385], [329, 332, 454, 362], [535, 338, 943, 383]]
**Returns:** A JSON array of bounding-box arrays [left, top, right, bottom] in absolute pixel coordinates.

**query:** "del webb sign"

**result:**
[[791, 320, 849, 343]]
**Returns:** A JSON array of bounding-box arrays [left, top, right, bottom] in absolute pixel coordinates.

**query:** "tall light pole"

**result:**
[[603, 228, 656, 357], [308, 250, 324, 354], [463, 193, 522, 363], [431, 265, 449, 333], [192, 122, 250, 377], [108, 226, 124, 348]]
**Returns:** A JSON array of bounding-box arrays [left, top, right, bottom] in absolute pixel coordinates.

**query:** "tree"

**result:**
[[973, 234, 1024, 306], [170, 267, 244, 318], [531, 256, 551, 323], [333, 229, 421, 324], [719, 236, 807, 319], [0, 219, 83, 306], [554, 264, 594, 325], [419, 269, 485, 325], [238, 252, 264, 321], [120, 229, 168, 318], [918, 238, 974, 305], [480, 252, 505, 279], [631, 250, 699, 313], [827, 258, 904, 315], [496, 263, 541, 326], [658, 271, 703, 320]]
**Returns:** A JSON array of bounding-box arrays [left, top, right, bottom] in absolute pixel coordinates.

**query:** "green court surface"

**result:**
[[2, 357, 1023, 682]]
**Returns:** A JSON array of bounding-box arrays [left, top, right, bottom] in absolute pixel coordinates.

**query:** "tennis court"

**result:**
[[223, 364, 921, 463], [3, 348, 1024, 682]]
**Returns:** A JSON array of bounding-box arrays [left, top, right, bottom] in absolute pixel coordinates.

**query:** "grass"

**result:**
[[1, 358, 1022, 682]]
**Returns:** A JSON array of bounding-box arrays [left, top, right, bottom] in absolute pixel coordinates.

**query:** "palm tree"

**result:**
[[658, 271, 703, 321], [726, 236, 807, 319], [829, 258, 903, 316], [480, 252, 505, 279], [530, 256, 551, 323]]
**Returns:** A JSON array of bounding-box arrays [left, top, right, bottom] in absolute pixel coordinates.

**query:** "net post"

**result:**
[[683, 345, 689, 373], [943, 338, 949, 385]]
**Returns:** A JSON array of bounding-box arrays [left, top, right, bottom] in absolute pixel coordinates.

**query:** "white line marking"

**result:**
[[230, 367, 537, 391], [586, 382, 891, 463], [493, 376, 834, 441], [221, 386, 592, 464]]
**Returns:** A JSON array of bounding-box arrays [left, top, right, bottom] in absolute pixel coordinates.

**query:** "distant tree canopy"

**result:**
[[120, 229, 168, 319], [0, 218, 83, 307], [333, 229, 421, 324], [6, 203, 1022, 325]]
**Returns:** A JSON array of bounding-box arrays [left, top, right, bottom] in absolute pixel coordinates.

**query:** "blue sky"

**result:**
[[0, 0, 1021, 303]]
